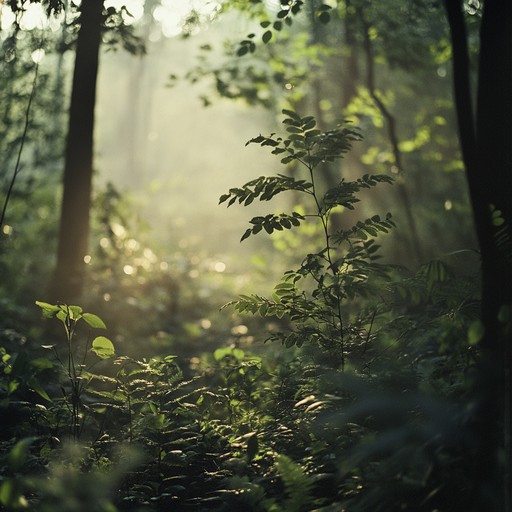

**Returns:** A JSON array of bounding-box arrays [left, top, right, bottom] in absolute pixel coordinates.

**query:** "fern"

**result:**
[[277, 454, 315, 512]]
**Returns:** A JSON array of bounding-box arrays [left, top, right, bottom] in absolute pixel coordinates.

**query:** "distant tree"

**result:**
[[188, 0, 473, 264]]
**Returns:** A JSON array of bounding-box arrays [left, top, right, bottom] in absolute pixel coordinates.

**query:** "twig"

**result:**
[[0, 59, 40, 231]]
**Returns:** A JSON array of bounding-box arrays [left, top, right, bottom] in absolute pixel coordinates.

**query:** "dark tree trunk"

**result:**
[[475, 2, 512, 510], [444, 0, 512, 509], [50, 0, 103, 302]]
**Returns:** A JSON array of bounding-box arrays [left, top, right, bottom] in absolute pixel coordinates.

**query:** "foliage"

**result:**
[[0, 1, 493, 511], [221, 110, 394, 369], [181, 0, 476, 267], [34, 301, 114, 441]]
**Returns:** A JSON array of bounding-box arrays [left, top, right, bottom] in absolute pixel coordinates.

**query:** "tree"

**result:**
[[1, 0, 119, 302], [48, 1, 143, 302], [443, 1, 512, 509], [50, 0, 103, 302]]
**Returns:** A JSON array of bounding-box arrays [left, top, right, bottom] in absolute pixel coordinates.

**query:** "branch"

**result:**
[[359, 9, 423, 264], [0, 61, 40, 231]]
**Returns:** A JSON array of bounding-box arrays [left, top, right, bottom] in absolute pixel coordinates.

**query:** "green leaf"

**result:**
[[282, 109, 301, 121], [214, 347, 245, 361], [291, 3, 301, 14], [241, 229, 252, 242], [232, 348, 245, 360], [56, 310, 67, 323], [91, 336, 115, 359], [468, 320, 484, 346], [0, 479, 16, 507], [8, 437, 37, 472], [82, 313, 106, 329], [237, 45, 249, 57], [35, 301, 61, 318], [214, 347, 231, 361], [66, 305, 83, 320], [28, 377, 51, 402], [262, 30, 272, 43]]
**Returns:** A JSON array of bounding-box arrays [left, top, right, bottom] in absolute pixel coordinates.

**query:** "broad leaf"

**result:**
[[35, 301, 60, 318], [82, 313, 106, 329], [91, 336, 115, 359]]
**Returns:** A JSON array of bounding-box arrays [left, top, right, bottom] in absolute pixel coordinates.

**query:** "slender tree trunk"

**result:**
[[359, 9, 424, 266], [444, 0, 512, 509], [50, 0, 103, 302], [341, 0, 358, 108]]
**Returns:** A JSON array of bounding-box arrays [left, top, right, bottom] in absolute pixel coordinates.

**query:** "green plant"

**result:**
[[35, 301, 115, 441], [220, 110, 394, 369]]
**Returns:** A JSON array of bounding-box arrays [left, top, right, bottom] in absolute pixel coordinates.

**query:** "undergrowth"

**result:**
[[0, 112, 479, 511]]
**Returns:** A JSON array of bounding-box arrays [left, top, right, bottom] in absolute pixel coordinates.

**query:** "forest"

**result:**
[[0, 0, 511, 511]]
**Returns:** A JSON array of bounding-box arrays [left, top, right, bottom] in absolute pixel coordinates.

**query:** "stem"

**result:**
[[127, 391, 133, 444], [0, 61, 39, 231], [307, 147, 345, 370], [63, 309, 81, 441]]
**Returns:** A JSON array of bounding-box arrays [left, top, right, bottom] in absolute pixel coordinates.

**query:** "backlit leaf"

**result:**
[[91, 336, 115, 359], [82, 313, 106, 329]]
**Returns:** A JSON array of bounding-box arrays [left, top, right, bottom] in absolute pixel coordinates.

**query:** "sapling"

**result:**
[[220, 110, 394, 369], [36, 301, 115, 440]]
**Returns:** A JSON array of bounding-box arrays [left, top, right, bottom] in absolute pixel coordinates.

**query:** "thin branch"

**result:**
[[0, 60, 40, 231], [359, 10, 424, 265]]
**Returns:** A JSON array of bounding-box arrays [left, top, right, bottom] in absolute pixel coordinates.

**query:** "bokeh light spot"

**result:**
[[124, 264, 135, 275], [231, 324, 248, 336], [200, 318, 211, 329], [214, 261, 226, 272]]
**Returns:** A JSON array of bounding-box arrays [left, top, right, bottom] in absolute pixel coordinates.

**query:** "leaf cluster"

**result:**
[[35, 301, 114, 360], [236, 1, 333, 56], [220, 111, 394, 366]]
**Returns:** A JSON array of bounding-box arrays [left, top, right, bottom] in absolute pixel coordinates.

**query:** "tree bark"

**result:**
[[50, 0, 103, 302], [476, 2, 512, 510], [444, 0, 512, 509]]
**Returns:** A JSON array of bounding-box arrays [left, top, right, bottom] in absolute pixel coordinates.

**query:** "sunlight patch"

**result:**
[[153, 0, 220, 38]]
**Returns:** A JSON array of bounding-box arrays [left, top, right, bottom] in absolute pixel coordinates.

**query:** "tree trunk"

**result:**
[[359, 9, 424, 265], [444, 0, 512, 509], [475, 2, 512, 510], [50, 0, 103, 302]]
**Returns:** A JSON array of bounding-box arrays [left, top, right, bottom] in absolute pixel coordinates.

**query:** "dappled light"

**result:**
[[0, 1, 510, 511]]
